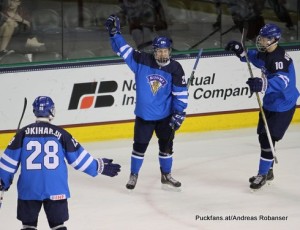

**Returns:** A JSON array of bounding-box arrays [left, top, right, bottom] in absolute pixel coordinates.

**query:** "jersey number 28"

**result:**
[[26, 140, 59, 170]]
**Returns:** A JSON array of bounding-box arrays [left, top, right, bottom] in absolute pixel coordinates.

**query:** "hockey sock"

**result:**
[[258, 157, 273, 175], [130, 151, 144, 174], [159, 151, 173, 174], [258, 134, 275, 175]]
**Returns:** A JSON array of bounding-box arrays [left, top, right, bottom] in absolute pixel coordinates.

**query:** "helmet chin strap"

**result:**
[[265, 40, 278, 51]]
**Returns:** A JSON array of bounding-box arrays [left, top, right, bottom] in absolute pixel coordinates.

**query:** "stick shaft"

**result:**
[[241, 28, 278, 164], [0, 190, 4, 209], [167, 48, 203, 152], [17, 97, 27, 131], [1, 97, 28, 210]]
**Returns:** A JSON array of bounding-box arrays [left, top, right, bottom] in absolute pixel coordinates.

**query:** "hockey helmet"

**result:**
[[256, 23, 281, 52], [32, 96, 55, 119]]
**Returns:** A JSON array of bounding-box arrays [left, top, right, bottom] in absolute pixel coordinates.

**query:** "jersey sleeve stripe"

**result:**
[[179, 98, 188, 103], [172, 91, 188, 96], [123, 47, 133, 59], [120, 44, 130, 52], [78, 156, 94, 172], [277, 74, 289, 88], [0, 161, 15, 173], [70, 149, 88, 167], [1, 153, 18, 166]]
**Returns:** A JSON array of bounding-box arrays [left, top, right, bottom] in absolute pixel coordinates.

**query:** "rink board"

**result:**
[[0, 49, 299, 149], [1, 108, 299, 150]]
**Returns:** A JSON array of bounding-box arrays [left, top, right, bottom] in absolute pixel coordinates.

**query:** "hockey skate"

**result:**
[[161, 172, 181, 188], [249, 168, 274, 183], [249, 174, 267, 190], [126, 173, 138, 190]]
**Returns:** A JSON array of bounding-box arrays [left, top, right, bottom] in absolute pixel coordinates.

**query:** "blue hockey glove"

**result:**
[[169, 112, 186, 131], [97, 158, 121, 177], [225, 41, 245, 58], [246, 77, 267, 93], [105, 15, 120, 37]]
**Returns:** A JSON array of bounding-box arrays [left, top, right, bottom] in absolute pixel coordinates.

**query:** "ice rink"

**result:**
[[1, 123, 300, 230]]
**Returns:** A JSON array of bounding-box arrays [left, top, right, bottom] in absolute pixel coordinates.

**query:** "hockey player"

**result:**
[[0, 96, 121, 230], [104, 15, 188, 190], [225, 23, 299, 190]]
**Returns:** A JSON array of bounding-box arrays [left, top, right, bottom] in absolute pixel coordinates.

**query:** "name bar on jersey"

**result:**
[[25, 127, 62, 140]]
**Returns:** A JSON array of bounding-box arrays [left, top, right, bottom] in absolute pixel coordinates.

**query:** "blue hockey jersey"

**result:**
[[0, 121, 99, 200], [110, 33, 188, 120], [241, 46, 299, 112]]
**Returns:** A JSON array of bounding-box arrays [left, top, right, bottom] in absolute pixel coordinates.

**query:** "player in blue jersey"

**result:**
[[105, 15, 188, 190], [225, 23, 299, 190], [0, 96, 121, 230]]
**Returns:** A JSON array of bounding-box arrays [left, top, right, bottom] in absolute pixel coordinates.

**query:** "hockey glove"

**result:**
[[246, 77, 267, 93], [225, 41, 245, 58], [97, 158, 121, 177], [169, 112, 186, 131], [105, 15, 121, 37], [0, 178, 9, 191]]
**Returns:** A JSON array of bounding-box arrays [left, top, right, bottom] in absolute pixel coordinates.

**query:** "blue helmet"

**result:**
[[259, 23, 281, 40], [32, 96, 55, 118], [256, 24, 281, 52], [152, 36, 172, 49]]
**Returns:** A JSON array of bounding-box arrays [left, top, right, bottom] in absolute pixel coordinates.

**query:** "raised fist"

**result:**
[[225, 41, 245, 58], [105, 15, 121, 36]]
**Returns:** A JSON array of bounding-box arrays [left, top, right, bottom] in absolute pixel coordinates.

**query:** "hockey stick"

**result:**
[[187, 48, 203, 89], [0, 191, 4, 209], [166, 48, 203, 152], [241, 26, 278, 164], [17, 97, 27, 131], [0, 97, 27, 209]]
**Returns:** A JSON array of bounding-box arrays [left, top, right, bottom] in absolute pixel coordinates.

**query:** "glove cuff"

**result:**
[[261, 77, 268, 93], [109, 31, 121, 37], [239, 51, 246, 58], [97, 158, 104, 174]]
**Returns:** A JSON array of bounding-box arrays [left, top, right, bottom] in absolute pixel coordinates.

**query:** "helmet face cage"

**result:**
[[152, 36, 172, 64], [256, 23, 281, 52], [32, 96, 55, 119]]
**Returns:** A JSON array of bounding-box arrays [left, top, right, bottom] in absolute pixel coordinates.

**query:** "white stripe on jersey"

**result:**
[[71, 150, 88, 168], [1, 153, 18, 166], [173, 91, 188, 96], [277, 74, 289, 88], [0, 161, 15, 173], [78, 156, 94, 172], [123, 47, 133, 59], [120, 44, 130, 53], [179, 98, 188, 103]]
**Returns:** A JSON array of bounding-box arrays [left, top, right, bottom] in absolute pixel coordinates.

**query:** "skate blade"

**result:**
[[161, 184, 182, 192]]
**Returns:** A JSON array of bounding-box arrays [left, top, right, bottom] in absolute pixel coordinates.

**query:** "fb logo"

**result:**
[[68, 81, 118, 110]]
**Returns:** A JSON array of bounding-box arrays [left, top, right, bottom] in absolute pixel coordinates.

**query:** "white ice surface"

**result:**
[[1, 124, 300, 230]]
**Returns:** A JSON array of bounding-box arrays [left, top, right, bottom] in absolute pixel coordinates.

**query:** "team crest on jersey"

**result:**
[[147, 74, 167, 95]]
